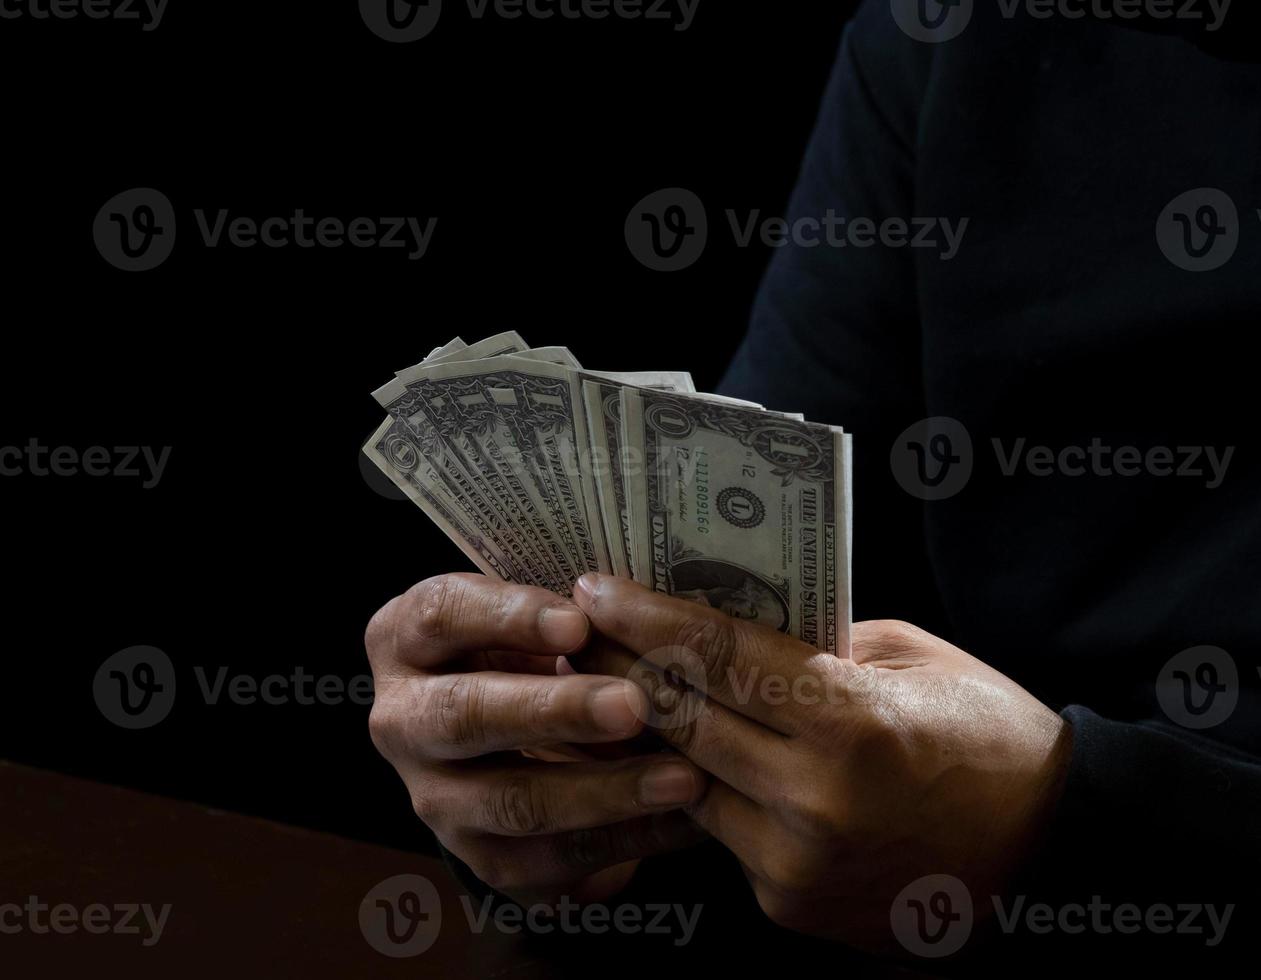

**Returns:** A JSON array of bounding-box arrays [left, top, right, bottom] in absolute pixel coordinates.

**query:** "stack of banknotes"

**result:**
[[365, 332, 853, 654]]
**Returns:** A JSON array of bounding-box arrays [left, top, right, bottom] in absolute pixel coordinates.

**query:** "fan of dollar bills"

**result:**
[[365, 332, 853, 654]]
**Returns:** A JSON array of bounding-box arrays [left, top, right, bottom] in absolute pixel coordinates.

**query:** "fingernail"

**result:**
[[589, 682, 641, 736], [573, 573, 604, 605], [538, 605, 589, 652], [639, 765, 696, 808]]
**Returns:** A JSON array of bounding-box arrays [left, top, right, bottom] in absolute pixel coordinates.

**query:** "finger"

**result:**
[[433, 755, 708, 837], [366, 574, 590, 674], [577, 640, 796, 804], [448, 812, 708, 895], [573, 573, 832, 732], [470, 649, 570, 677], [685, 780, 780, 884], [388, 671, 649, 760], [519, 744, 589, 762], [534, 812, 709, 885]]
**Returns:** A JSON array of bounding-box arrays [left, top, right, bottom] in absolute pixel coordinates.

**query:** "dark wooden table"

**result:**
[[0, 761, 553, 977]]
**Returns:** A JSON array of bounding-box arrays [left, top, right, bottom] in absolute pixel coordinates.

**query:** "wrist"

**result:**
[[993, 708, 1074, 897]]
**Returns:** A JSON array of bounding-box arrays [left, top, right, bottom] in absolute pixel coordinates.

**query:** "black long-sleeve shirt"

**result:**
[[447, 4, 1260, 974], [719, 0, 1260, 967]]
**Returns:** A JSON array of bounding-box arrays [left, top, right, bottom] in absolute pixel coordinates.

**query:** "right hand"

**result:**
[[364, 573, 708, 906]]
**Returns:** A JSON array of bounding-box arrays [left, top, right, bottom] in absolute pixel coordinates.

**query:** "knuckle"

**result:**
[[674, 616, 740, 690], [848, 706, 909, 763], [409, 785, 439, 826], [858, 619, 925, 656], [485, 774, 550, 836], [364, 596, 403, 667], [837, 662, 882, 714], [367, 701, 397, 757], [764, 841, 821, 894], [556, 813, 673, 873], [409, 575, 468, 649], [794, 695, 847, 743], [784, 786, 846, 840], [659, 701, 703, 753], [470, 854, 514, 893], [370, 678, 431, 759], [555, 826, 613, 871], [521, 679, 561, 735], [755, 885, 805, 929], [431, 674, 485, 750], [624, 813, 676, 855]]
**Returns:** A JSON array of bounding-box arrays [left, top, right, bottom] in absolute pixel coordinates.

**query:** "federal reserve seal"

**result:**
[[717, 487, 766, 530]]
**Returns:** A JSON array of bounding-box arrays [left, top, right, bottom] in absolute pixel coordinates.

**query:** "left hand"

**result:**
[[570, 574, 1071, 953]]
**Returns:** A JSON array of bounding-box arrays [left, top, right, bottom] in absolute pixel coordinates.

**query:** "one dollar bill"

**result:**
[[621, 387, 852, 654]]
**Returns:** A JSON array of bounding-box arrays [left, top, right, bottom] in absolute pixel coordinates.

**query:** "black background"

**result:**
[[0, 1, 861, 853]]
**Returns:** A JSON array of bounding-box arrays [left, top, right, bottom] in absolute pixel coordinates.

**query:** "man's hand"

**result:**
[[572, 573, 1071, 952], [364, 574, 708, 906]]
